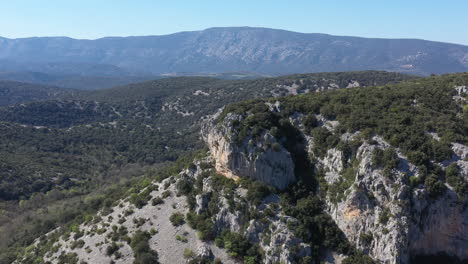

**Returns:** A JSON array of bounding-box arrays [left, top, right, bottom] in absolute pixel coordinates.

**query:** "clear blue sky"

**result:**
[[1, 0, 467, 45]]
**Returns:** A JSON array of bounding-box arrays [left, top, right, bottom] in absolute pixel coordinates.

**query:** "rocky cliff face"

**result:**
[[303, 124, 468, 263], [203, 103, 468, 264], [201, 110, 296, 190]]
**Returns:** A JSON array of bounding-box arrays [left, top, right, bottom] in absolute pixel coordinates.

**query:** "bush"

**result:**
[[425, 174, 447, 198], [246, 181, 273, 205], [57, 252, 79, 264], [445, 163, 467, 196], [176, 177, 193, 196], [176, 234, 188, 243], [106, 242, 119, 256], [130, 231, 158, 264], [70, 239, 85, 249], [215, 237, 224, 248], [129, 188, 152, 209], [311, 127, 340, 157], [217, 231, 262, 262], [407, 151, 428, 166], [360, 232, 373, 246], [379, 208, 391, 225], [169, 212, 185, 226], [151, 197, 164, 206], [186, 212, 216, 241], [302, 114, 318, 133], [372, 147, 399, 171], [161, 190, 171, 198]]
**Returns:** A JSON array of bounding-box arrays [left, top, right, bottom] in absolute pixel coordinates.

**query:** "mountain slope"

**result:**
[[1, 27, 468, 76], [13, 72, 468, 264], [0, 71, 413, 201]]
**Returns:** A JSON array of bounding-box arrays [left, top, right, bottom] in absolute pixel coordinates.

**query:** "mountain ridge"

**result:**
[[3, 27, 467, 45], [1, 27, 467, 76]]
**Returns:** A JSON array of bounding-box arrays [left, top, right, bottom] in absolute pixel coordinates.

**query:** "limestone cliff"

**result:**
[[203, 104, 468, 264], [311, 134, 468, 264], [201, 110, 296, 190]]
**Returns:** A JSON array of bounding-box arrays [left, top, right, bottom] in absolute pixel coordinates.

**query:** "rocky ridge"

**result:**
[[201, 97, 468, 263]]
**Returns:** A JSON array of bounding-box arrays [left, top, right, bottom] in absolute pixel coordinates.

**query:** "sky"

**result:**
[[0, 0, 467, 45]]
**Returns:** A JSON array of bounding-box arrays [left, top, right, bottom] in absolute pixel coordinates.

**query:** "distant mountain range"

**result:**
[[1, 27, 467, 77]]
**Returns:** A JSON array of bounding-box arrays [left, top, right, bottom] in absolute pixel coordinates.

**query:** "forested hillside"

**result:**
[[5, 71, 467, 264], [0, 71, 413, 199], [0, 80, 74, 106], [0, 71, 415, 262]]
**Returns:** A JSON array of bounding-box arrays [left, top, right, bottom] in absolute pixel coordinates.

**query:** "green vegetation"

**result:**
[[1, 151, 202, 263], [445, 163, 468, 196], [129, 187, 154, 209], [0, 72, 416, 263], [186, 212, 216, 241], [372, 147, 400, 172], [130, 230, 159, 264], [245, 181, 273, 205], [2, 71, 466, 263], [169, 212, 185, 226], [360, 232, 373, 246], [221, 72, 468, 204], [0, 80, 71, 107], [328, 167, 356, 204], [57, 252, 79, 264], [281, 191, 353, 261], [216, 231, 263, 263], [175, 234, 188, 243], [379, 208, 392, 225]]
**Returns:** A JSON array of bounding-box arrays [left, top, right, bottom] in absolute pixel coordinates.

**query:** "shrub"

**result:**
[[425, 174, 447, 198], [217, 231, 262, 262], [183, 248, 196, 259], [372, 147, 399, 171], [70, 239, 85, 249], [129, 188, 152, 209], [379, 208, 391, 225], [215, 237, 224, 248], [176, 234, 188, 243], [130, 231, 158, 264], [169, 212, 185, 226], [360, 232, 373, 246], [161, 190, 172, 199], [302, 114, 318, 133], [186, 212, 215, 241], [106, 242, 119, 256], [246, 181, 273, 205], [57, 252, 79, 264], [151, 197, 164, 206], [445, 163, 467, 196], [176, 178, 193, 196]]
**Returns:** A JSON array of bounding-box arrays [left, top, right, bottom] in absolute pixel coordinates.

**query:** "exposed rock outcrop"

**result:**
[[201, 111, 296, 190], [203, 106, 468, 264], [310, 134, 468, 264]]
